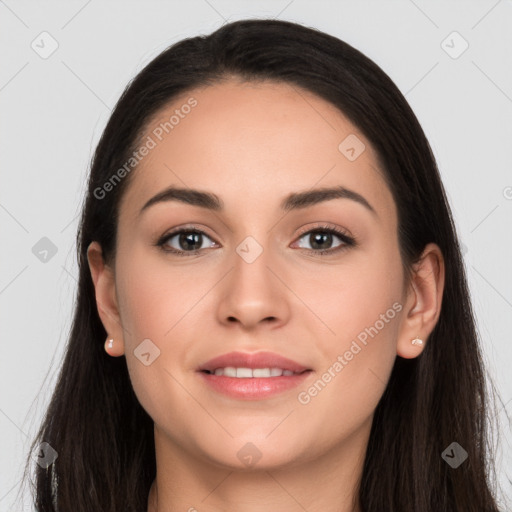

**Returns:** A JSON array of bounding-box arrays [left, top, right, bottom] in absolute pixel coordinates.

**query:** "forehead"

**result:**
[[119, 79, 395, 223]]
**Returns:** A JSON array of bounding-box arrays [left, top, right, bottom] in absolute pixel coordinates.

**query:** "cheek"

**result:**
[[113, 245, 217, 412], [304, 241, 403, 346], [299, 244, 403, 406], [114, 244, 206, 344], [113, 246, 197, 433], [295, 290, 402, 450]]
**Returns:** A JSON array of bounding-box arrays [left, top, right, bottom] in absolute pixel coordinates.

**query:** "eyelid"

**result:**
[[294, 222, 352, 239], [159, 223, 216, 241]]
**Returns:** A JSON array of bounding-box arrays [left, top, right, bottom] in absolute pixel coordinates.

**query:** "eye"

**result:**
[[293, 224, 356, 256], [157, 226, 217, 256], [156, 223, 356, 257]]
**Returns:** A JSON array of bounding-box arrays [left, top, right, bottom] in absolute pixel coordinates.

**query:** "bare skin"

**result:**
[[87, 79, 444, 512]]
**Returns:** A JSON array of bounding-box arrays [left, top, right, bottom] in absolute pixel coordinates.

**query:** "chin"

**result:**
[[196, 434, 310, 472]]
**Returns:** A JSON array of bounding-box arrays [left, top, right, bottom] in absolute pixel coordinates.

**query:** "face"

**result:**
[[94, 79, 421, 470]]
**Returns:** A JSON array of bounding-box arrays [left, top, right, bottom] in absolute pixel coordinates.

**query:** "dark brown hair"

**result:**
[[25, 18, 503, 511]]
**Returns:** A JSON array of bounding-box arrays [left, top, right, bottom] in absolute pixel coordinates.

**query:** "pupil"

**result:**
[[310, 232, 332, 250], [180, 232, 201, 251]]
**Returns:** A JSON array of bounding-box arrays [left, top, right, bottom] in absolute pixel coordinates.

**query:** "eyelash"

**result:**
[[155, 223, 356, 257]]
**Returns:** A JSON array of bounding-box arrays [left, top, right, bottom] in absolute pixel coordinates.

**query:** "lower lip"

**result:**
[[197, 371, 312, 400]]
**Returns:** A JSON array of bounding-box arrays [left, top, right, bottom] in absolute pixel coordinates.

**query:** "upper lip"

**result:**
[[198, 351, 311, 373]]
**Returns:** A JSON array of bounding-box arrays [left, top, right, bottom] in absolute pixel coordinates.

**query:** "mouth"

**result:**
[[200, 367, 310, 378], [197, 351, 313, 400], [198, 350, 311, 374]]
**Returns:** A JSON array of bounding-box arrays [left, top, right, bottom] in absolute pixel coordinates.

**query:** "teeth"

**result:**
[[223, 367, 237, 377], [209, 367, 298, 378], [237, 367, 253, 378]]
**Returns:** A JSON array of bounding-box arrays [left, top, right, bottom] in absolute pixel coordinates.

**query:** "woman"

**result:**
[[27, 18, 503, 511]]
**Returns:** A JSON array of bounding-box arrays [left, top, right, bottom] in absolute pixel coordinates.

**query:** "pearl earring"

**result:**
[[411, 337, 423, 346], [104, 337, 124, 357]]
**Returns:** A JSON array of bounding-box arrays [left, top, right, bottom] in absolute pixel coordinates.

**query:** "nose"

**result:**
[[216, 243, 291, 331]]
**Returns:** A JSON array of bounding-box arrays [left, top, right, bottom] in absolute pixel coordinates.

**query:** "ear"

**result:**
[[87, 241, 125, 355], [397, 242, 445, 359]]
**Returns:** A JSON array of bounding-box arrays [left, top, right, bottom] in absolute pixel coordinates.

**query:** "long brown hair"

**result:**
[[25, 18, 503, 511]]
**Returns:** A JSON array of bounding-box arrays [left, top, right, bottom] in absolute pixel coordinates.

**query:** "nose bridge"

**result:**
[[231, 232, 277, 301], [227, 198, 279, 269], [216, 229, 290, 328]]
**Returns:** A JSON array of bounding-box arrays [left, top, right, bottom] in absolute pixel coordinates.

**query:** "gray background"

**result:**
[[1, 0, 511, 510]]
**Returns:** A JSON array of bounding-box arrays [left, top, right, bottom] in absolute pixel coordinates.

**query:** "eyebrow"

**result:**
[[139, 185, 377, 217]]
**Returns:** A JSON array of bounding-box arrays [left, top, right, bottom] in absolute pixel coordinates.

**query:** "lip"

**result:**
[[197, 351, 313, 400], [198, 351, 310, 373]]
